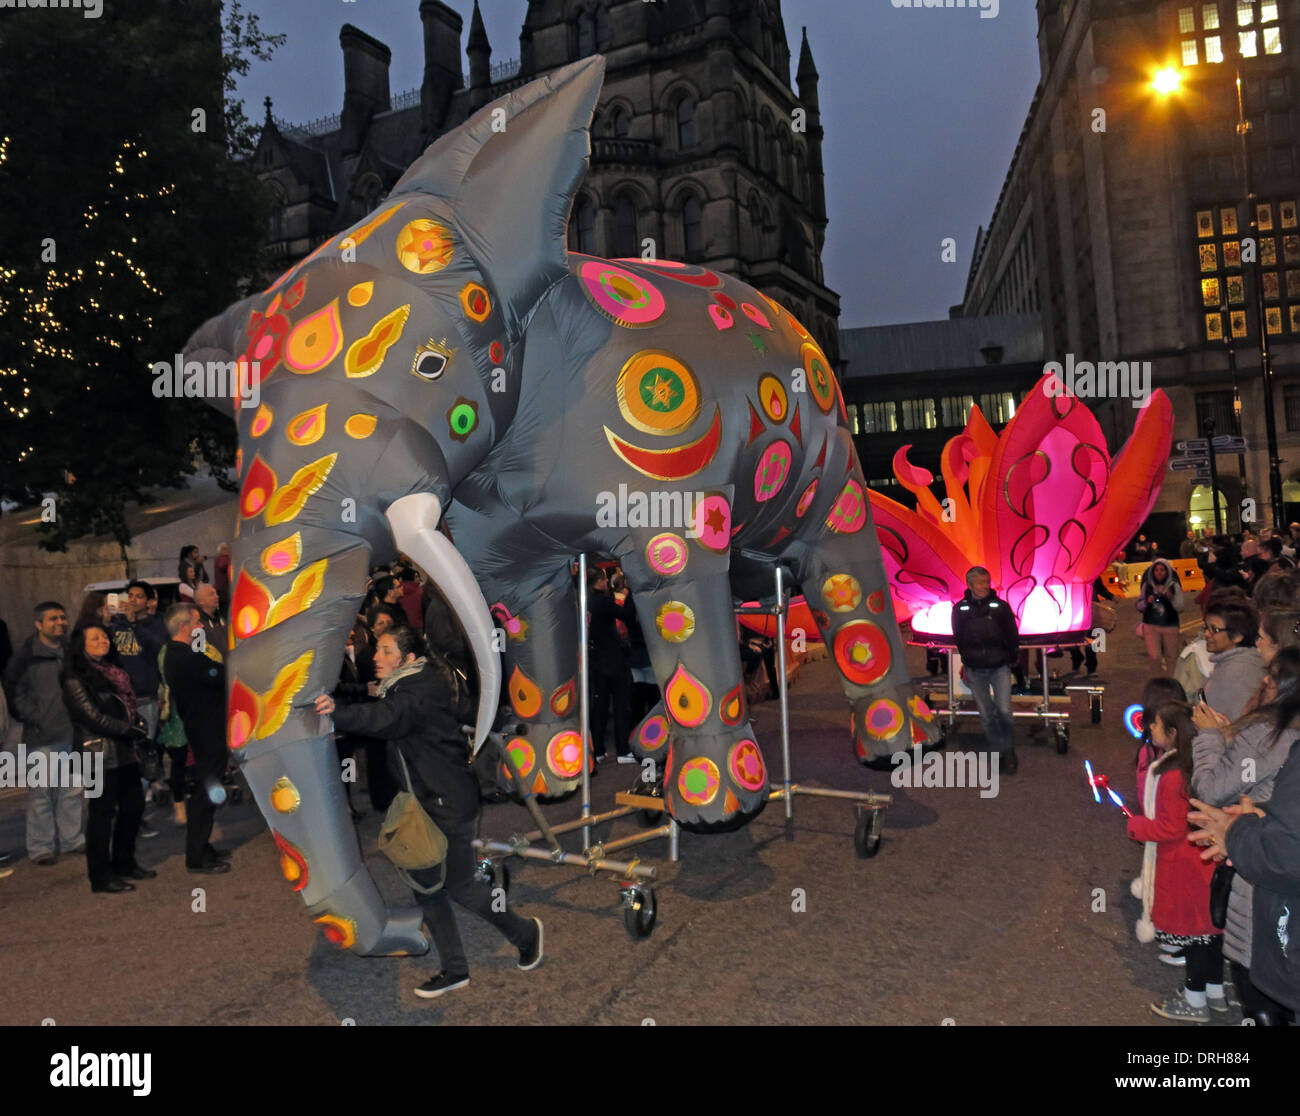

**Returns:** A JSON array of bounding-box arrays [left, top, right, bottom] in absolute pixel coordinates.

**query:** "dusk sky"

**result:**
[[237, 1, 1041, 328]]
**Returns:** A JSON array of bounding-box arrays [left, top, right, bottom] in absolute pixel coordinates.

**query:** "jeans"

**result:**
[[185, 734, 228, 867], [407, 812, 536, 977], [966, 665, 1014, 753], [26, 743, 86, 859], [86, 763, 144, 887]]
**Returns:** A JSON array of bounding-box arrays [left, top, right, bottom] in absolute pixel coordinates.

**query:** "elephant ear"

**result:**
[[186, 291, 261, 414], [389, 55, 605, 339]]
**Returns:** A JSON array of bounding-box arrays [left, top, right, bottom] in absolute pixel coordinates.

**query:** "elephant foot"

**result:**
[[497, 721, 594, 798], [660, 725, 771, 830], [850, 690, 940, 765]]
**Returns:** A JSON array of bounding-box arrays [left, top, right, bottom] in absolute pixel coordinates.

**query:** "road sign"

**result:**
[[1177, 438, 1210, 453], [1170, 456, 1210, 470], [1212, 435, 1248, 451]]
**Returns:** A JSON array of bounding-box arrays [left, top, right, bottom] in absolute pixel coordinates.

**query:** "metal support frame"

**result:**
[[936, 645, 1100, 732]]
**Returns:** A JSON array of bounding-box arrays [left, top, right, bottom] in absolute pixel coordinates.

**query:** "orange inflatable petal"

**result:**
[[265, 453, 337, 526], [508, 665, 543, 720], [240, 454, 277, 519], [260, 532, 302, 577], [267, 559, 328, 628], [256, 651, 314, 739], [230, 568, 273, 640]]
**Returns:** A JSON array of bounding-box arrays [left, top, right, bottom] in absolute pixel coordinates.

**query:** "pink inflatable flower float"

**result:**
[[868, 374, 1174, 642]]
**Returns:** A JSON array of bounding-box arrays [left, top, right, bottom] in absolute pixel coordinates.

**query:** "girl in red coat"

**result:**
[[1129, 700, 1226, 1022]]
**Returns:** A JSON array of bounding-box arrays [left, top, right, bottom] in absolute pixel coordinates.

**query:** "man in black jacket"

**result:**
[[587, 568, 638, 763], [951, 567, 1021, 774], [161, 603, 230, 873]]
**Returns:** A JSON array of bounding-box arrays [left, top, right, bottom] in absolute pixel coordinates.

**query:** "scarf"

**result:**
[[90, 658, 137, 721], [376, 656, 427, 699]]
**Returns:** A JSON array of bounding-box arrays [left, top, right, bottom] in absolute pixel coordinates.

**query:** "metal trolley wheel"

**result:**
[[621, 883, 658, 939], [853, 808, 883, 859], [1054, 722, 1070, 754], [476, 857, 511, 895]]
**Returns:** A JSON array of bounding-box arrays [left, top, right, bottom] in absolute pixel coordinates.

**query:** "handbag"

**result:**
[[1209, 861, 1236, 930], [377, 747, 448, 895]]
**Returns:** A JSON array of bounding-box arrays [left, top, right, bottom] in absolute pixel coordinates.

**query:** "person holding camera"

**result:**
[[1137, 558, 1185, 671], [60, 623, 155, 893]]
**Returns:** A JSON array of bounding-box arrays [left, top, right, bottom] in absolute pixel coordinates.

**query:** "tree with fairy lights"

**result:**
[[0, 0, 283, 553]]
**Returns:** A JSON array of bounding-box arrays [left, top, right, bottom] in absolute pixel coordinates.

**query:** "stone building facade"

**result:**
[[252, 0, 840, 362], [961, 0, 1300, 537]]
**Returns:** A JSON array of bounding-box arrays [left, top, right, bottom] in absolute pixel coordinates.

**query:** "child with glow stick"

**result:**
[[1128, 700, 1225, 1023]]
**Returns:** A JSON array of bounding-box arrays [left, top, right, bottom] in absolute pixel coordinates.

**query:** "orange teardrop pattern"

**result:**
[[509, 665, 543, 720], [231, 568, 273, 639], [286, 403, 327, 446], [249, 403, 274, 438], [284, 299, 343, 373], [260, 532, 302, 577], [344, 304, 410, 378], [227, 677, 261, 750], [665, 663, 711, 728], [240, 454, 277, 519]]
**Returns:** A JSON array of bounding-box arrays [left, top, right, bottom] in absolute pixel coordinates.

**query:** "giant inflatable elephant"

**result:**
[[186, 56, 937, 955]]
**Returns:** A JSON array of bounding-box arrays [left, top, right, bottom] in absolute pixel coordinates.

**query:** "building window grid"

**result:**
[[1196, 389, 1242, 436], [900, 398, 938, 431], [1196, 198, 1299, 342], [1180, 2, 1281, 63], [1284, 384, 1300, 431]]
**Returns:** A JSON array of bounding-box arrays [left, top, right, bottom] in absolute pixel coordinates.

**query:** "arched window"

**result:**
[[611, 107, 631, 138], [676, 96, 698, 149], [794, 148, 808, 201], [570, 197, 597, 254], [578, 9, 596, 58], [592, 112, 608, 139], [758, 109, 773, 173], [682, 195, 704, 260], [613, 196, 638, 258], [596, 6, 612, 51], [773, 135, 787, 188]]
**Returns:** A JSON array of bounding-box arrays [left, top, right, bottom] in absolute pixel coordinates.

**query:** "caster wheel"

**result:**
[[1055, 727, 1070, 754], [622, 885, 658, 939], [854, 811, 883, 859], [475, 857, 508, 893]]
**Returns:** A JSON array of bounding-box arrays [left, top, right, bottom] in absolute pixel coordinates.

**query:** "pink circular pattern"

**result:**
[[795, 479, 819, 518], [579, 260, 666, 327], [708, 304, 734, 331], [865, 700, 904, 741], [741, 302, 772, 329], [692, 494, 732, 552], [728, 739, 767, 792], [637, 714, 669, 753], [646, 532, 688, 576], [547, 730, 585, 779], [826, 478, 867, 534], [754, 440, 793, 502]]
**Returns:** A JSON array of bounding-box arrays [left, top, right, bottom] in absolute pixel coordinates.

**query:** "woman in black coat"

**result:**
[[315, 626, 542, 999], [61, 624, 155, 893]]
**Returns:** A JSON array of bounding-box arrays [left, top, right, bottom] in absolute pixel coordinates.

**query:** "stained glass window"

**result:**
[[1197, 210, 1216, 237], [1259, 202, 1274, 230], [1207, 312, 1225, 340], [1282, 200, 1297, 228], [1203, 277, 1222, 305], [1224, 240, 1242, 268], [1227, 275, 1246, 303], [1286, 235, 1300, 262], [1263, 272, 1280, 299], [1287, 270, 1300, 297], [1221, 207, 1238, 235], [1291, 305, 1300, 332], [1231, 310, 1249, 338], [1201, 244, 1219, 271], [1262, 238, 1277, 265], [1267, 306, 1283, 334]]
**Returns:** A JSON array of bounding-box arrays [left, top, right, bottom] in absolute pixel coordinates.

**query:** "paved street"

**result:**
[[0, 621, 1234, 1026]]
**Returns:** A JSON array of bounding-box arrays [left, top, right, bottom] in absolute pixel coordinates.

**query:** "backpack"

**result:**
[[156, 645, 188, 750]]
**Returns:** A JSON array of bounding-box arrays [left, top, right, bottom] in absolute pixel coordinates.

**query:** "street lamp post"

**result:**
[[1233, 68, 1286, 529], [1203, 416, 1225, 535]]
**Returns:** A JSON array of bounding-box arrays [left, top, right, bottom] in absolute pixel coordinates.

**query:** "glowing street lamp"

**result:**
[[1151, 67, 1183, 97]]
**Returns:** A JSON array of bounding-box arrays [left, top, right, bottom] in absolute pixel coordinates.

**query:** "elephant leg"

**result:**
[[620, 548, 767, 831], [483, 564, 593, 798], [786, 523, 939, 765]]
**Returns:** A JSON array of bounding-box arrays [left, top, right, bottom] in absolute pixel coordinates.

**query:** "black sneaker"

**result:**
[[518, 917, 544, 971], [187, 859, 231, 874], [414, 971, 470, 999], [1000, 748, 1019, 775]]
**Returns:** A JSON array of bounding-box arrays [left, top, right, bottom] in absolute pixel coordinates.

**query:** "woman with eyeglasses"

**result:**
[[1200, 598, 1265, 724], [1191, 647, 1300, 1024]]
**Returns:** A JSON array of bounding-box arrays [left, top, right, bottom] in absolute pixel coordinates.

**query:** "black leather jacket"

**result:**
[[950, 589, 1020, 670], [61, 669, 144, 771]]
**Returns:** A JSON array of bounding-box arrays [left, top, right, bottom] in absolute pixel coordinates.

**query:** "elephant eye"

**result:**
[[415, 351, 446, 380], [411, 338, 456, 381]]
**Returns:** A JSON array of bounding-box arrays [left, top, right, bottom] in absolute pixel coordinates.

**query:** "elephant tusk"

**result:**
[[386, 492, 501, 751]]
